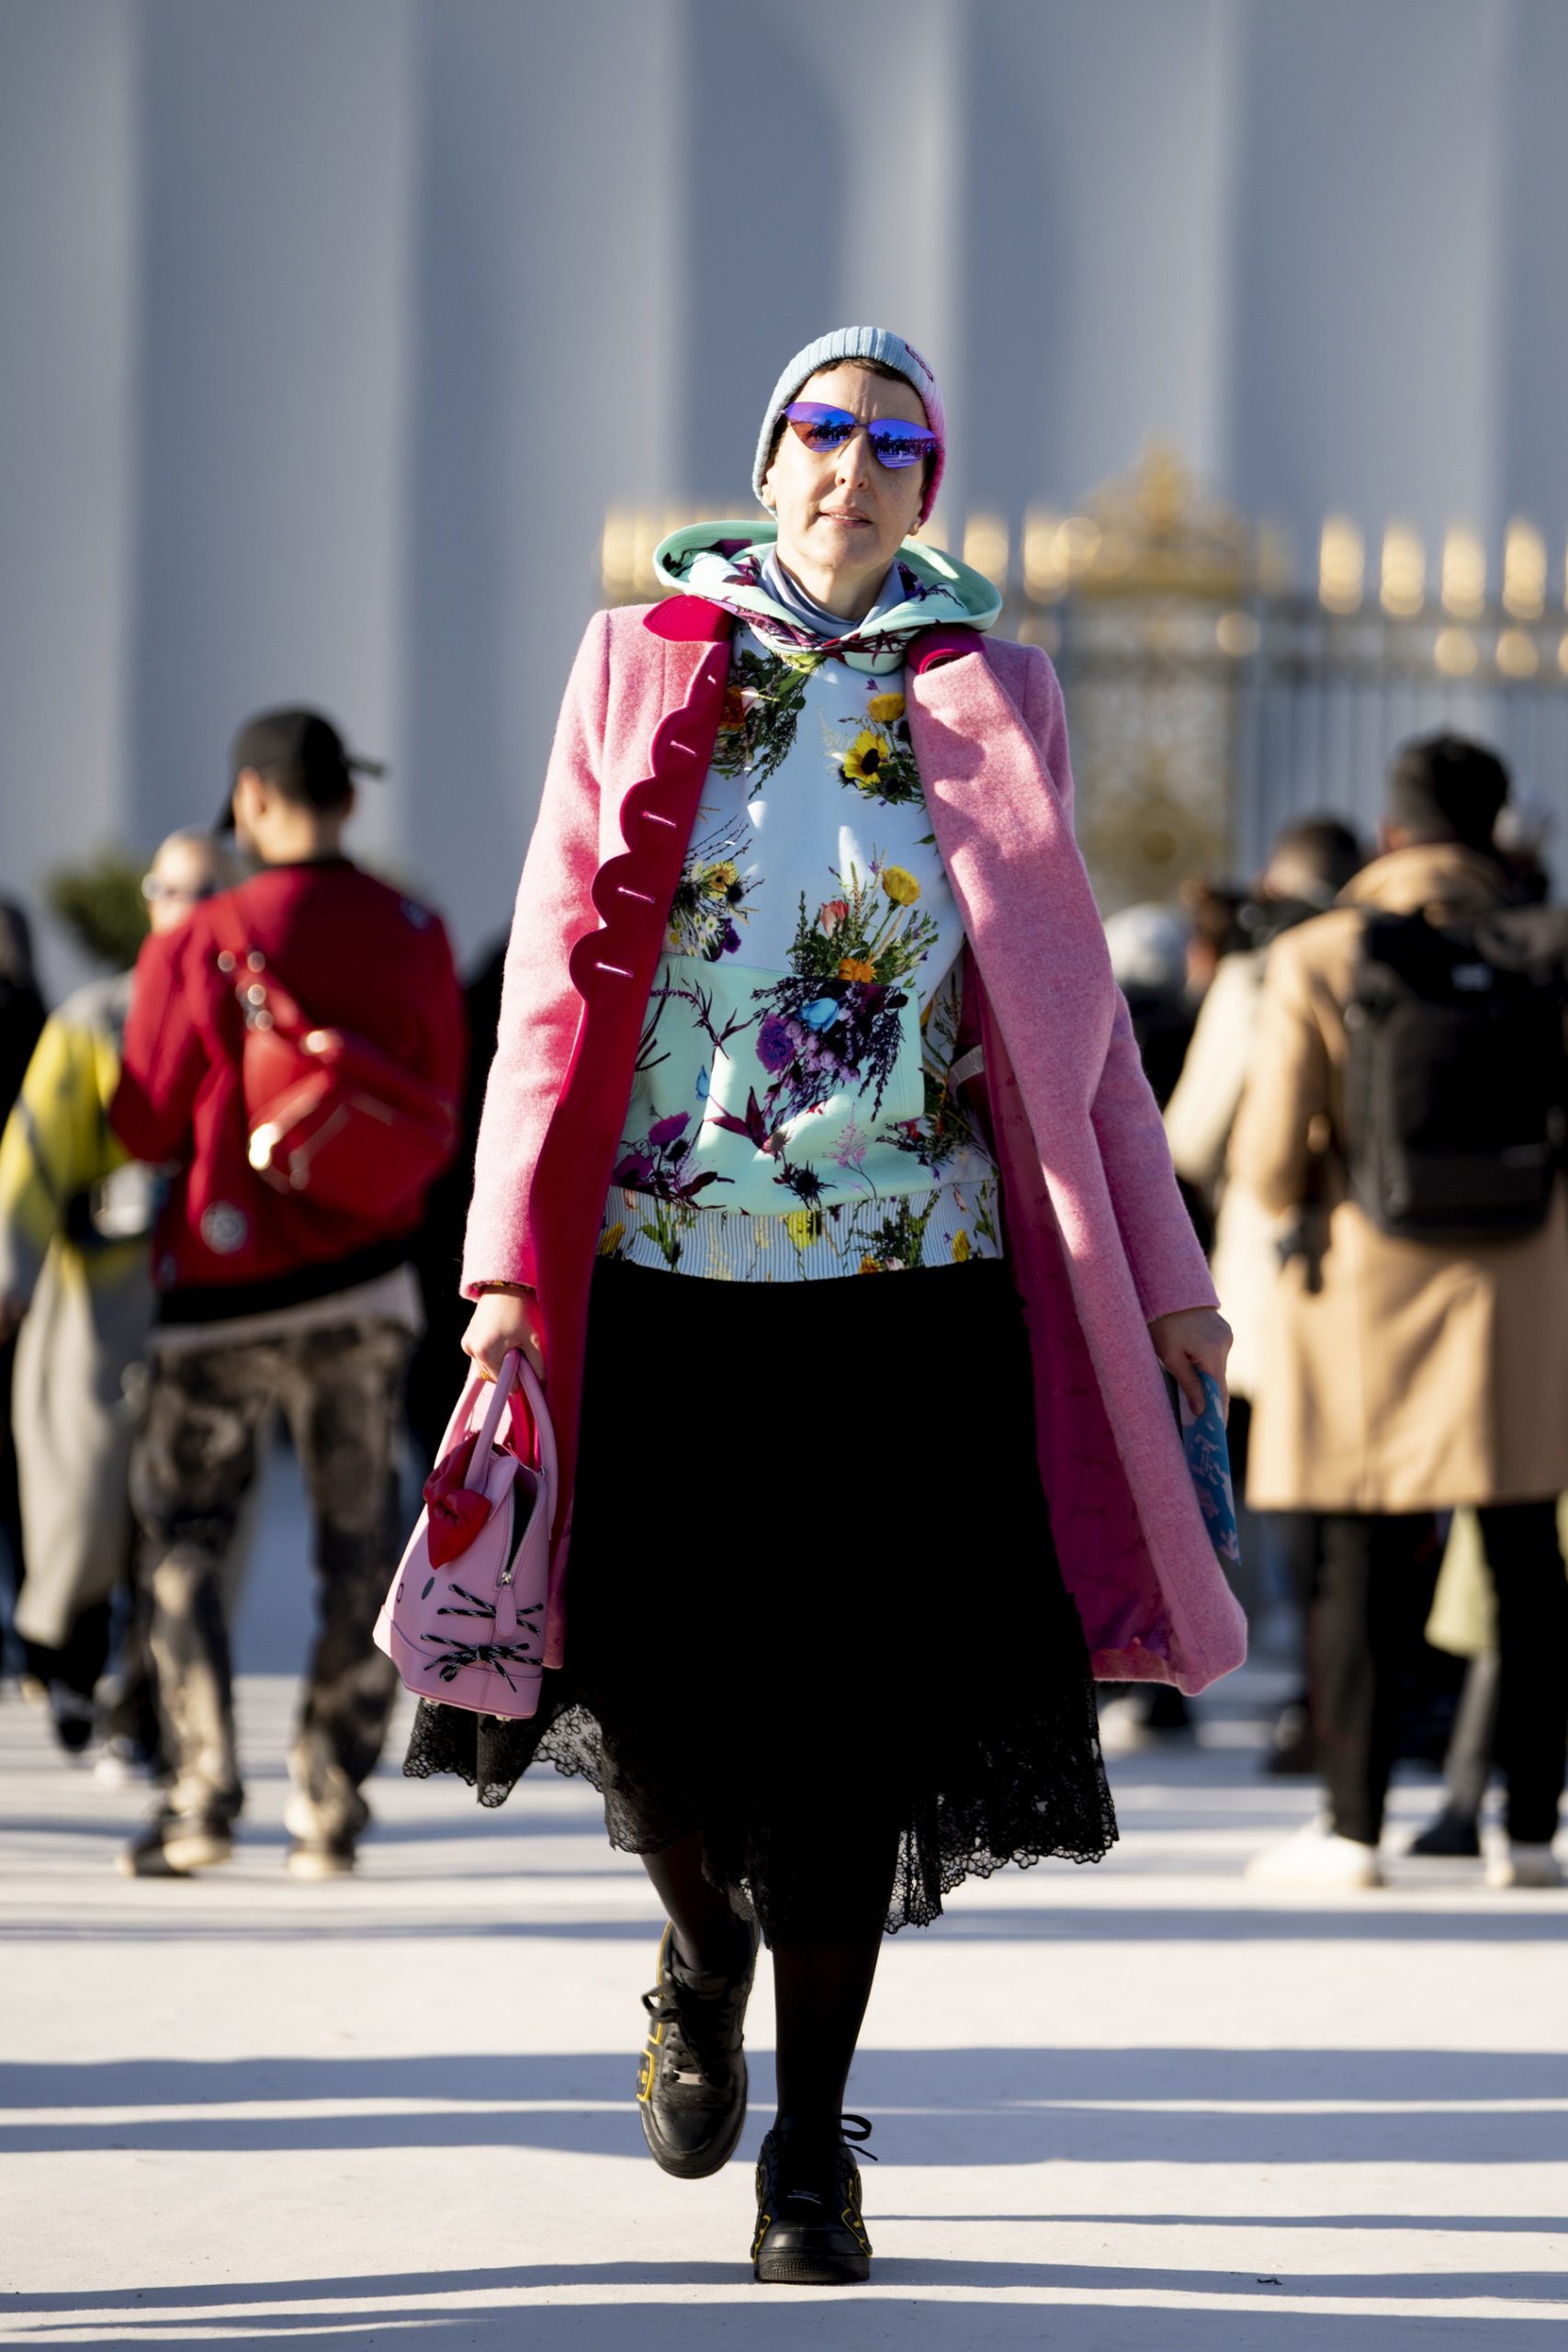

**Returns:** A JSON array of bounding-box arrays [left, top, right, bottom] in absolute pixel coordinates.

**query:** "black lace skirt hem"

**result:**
[[403, 1681, 1116, 1937], [402, 1257, 1118, 1942]]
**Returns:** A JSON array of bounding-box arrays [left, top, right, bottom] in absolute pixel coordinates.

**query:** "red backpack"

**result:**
[[209, 896, 457, 1227]]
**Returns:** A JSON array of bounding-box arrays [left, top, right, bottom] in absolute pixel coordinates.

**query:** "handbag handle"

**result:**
[[502, 1350, 558, 1505], [465, 1349, 557, 1509], [468, 1351, 518, 1460]]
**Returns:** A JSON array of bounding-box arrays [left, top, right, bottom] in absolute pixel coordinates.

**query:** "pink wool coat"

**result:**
[[465, 595, 1247, 1694]]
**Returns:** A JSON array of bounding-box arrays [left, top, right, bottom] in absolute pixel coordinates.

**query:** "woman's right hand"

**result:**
[[463, 1285, 546, 1385]]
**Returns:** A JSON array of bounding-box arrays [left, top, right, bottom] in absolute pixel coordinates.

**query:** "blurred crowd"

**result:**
[[0, 710, 504, 1876], [1110, 731, 1568, 1890], [2, 710, 1564, 1892]]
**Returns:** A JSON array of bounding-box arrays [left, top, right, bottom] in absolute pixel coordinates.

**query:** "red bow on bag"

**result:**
[[423, 1437, 489, 1566], [420, 1385, 536, 1566], [375, 1352, 558, 1724]]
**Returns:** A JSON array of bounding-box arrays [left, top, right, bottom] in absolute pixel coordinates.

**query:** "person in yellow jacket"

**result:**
[[0, 831, 237, 1762]]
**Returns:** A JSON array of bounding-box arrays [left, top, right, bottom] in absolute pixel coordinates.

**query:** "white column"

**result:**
[[124, 0, 418, 873], [1224, 0, 1505, 555], [397, 0, 689, 951], [0, 0, 139, 997]]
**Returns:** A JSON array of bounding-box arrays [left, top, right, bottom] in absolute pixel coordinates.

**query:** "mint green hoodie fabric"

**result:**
[[597, 527, 1006, 1282], [655, 521, 1003, 673]]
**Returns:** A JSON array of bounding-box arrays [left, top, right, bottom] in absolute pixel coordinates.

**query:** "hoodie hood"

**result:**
[[653, 519, 1003, 675]]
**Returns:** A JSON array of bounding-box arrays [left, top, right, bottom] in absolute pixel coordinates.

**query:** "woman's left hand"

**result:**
[[1148, 1306, 1232, 1421]]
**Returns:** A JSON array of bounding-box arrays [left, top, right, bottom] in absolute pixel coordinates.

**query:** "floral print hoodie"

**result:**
[[598, 523, 1007, 1282]]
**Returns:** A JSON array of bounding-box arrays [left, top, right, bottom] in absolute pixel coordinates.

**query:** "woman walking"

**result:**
[[407, 326, 1245, 2285]]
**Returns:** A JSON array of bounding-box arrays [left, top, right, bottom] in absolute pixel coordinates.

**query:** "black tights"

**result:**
[[641, 1828, 895, 2127]]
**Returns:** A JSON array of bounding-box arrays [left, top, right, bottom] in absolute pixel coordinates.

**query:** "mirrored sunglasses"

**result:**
[[782, 400, 938, 470]]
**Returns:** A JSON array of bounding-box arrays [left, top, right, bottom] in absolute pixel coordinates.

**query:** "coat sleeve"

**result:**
[[461, 610, 612, 1295], [1228, 924, 1334, 1214], [1022, 645, 1216, 1323], [109, 926, 209, 1166], [1162, 953, 1260, 1194]]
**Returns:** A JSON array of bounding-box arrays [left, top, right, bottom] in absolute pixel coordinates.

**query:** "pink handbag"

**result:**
[[374, 1350, 556, 1719]]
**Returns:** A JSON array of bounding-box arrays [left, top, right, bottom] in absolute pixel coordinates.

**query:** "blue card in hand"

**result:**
[[1179, 1370, 1241, 1574]]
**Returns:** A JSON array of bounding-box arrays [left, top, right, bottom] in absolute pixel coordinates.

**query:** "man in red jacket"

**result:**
[[112, 708, 465, 1879]]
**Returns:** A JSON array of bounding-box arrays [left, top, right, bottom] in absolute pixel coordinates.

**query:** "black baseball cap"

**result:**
[[218, 707, 386, 831]]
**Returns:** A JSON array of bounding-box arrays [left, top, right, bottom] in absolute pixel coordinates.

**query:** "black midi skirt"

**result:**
[[404, 1256, 1116, 1939]]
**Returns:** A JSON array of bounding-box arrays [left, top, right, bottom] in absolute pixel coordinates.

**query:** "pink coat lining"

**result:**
[[465, 599, 1247, 1693]]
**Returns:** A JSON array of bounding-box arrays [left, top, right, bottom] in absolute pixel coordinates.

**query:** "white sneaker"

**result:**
[[1484, 1843, 1564, 1890], [94, 1736, 158, 1788], [1246, 1819, 1382, 1888], [1095, 1696, 1153, 1756], [282, 1791, 320, 1843]]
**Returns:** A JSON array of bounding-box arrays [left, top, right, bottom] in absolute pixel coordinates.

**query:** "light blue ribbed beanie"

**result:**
[[752, 325, 947, 526]]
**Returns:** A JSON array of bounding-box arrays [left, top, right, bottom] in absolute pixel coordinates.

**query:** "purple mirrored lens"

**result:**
[[783, 401, 936, 469], [784, 401, 857, 453], [866, 422, 936, 469]]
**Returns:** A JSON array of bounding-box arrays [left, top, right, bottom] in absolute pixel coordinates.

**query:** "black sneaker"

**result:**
[[637, 1921, 757, 2178], [117, 1804, 234, 1878], [48, 1683, 97, 1758], [1407, 1805, 1483, 1859], [752, 2115, 874, 2286]]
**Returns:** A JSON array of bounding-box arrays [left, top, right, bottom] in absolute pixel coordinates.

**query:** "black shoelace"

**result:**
[[773, 2111, 877, 2204], [640, 1979, 739, 2089]]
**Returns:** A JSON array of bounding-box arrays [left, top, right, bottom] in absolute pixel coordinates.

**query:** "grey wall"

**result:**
[[4, 0, 1567, 989]]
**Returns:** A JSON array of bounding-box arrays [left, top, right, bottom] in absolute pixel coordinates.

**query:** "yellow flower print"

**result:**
[[859, 1254, 884, 1274], [837, 956, 877, 982], [598, 1222, 626, 1257], [840, 729, 890, 788], [702, 860, 739, 897], [881, 865, 920, 906], [951, 1229, 972, 1263], [784, 1209, 821, 1251], [867, 692, 905, 724]]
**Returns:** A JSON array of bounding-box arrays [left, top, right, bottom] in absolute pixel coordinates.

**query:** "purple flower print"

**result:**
[[757, 1014, 795, 1073], [750, 976, 907, 1125], [829, 1114, 869, 1173], [895, 560, 943, 605], [614, 1110, 730, 1209], [705, 1086, 780, 1154]]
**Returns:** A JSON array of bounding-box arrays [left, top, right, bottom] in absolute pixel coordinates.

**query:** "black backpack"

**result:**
[[1344, 902, 1568, 1244]]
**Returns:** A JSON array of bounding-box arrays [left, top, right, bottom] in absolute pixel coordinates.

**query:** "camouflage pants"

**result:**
[[130, 1318, 412, 1838]]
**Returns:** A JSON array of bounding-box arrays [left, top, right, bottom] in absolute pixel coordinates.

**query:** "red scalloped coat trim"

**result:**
[[526, 599, 733, 1663]]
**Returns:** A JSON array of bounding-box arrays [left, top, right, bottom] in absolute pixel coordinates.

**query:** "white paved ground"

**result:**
[[2, 1442, 1566, 2347]]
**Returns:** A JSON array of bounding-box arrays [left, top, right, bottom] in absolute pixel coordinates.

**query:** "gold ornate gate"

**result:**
[[604, 452, 1568, 908]]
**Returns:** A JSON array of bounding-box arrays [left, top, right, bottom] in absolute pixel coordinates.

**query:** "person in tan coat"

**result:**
[[1231, 734, 1568, 1890], [1164, 818, 1366, 1770]]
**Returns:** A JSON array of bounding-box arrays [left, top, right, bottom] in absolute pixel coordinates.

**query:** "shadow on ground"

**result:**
[[3, 2047, 1563, 2167], [6, 2264, 1563, 2347]]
